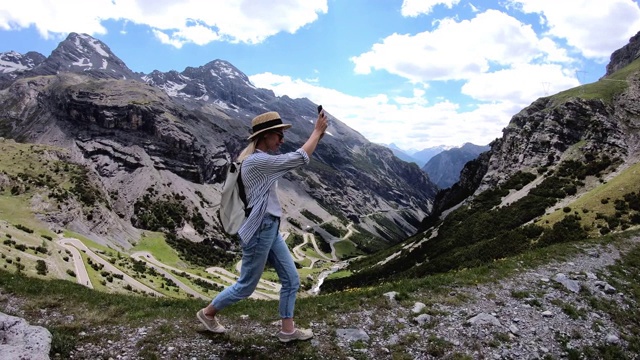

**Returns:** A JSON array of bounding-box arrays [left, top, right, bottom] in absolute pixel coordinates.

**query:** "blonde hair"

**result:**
[[236, 139, 258, 162]]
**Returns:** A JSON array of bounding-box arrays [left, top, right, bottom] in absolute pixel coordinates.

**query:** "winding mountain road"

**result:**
[[55, 239, 93, 289], [55, 224, 351, 300], [57, 238, 162, 297], [132, 251, 279, 300], [131, 252, 208, 300]]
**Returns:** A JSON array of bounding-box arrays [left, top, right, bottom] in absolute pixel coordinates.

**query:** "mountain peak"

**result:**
[[27, 32, 139, 81], [201, 59, 252, 84]]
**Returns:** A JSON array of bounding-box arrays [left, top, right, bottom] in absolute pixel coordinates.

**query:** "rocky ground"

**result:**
[[2, 236, 639, 359]]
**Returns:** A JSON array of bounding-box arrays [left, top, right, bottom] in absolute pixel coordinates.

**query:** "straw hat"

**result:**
[[248, 111, 292, 140]]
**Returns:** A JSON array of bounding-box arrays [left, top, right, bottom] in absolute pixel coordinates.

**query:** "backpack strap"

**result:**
[[237, 162, 252, 217]]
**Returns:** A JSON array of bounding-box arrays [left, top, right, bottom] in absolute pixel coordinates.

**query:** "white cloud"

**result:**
[[351, 10, 570, 83], [508, 0, 640, 60], [0, 0, 328, 46], [462, 63, 579, 103], [250, 72, 512, 149], [401, 0, 461, 17], [342, 1, 640, 151], [0, 0, 113, 38]]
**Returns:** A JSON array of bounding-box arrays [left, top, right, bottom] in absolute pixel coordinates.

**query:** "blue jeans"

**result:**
[[212, 214, 300, 318]]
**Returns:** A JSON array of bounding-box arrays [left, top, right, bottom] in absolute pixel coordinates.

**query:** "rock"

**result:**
[[509, 324, 520, 336], [336, 328, 370, 342], [0, 312, 52, 360], [595, 281, 617, 294], [586, 249, 600, 258], [466, 313, 502, 327], [413, 314, 432, 325], [383, 291, 398, 302], [606, 334, 620, 344], [554, 273, 581, 293], [541, 311, 554, 317], [412, 302, 426, 314]]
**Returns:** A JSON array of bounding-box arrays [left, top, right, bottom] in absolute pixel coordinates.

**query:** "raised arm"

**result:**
[[301, 110, 328, 158]]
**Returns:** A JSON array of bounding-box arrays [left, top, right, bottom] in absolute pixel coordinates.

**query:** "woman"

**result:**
[[197, 109, 328, 342]]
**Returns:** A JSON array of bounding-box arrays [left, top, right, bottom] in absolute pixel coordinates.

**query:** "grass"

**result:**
[[1, 228, 640, 358], [333, 239, 362, 259], [550, 58, 639, 105], [130, 231, 183, 266], [0, 195, 55, 239], [327, 269, 353, 280], [538, 162, 640, 234], [62, 230, 112, 252], [295, 257, 312, 268], [301, 245, 324, 259]]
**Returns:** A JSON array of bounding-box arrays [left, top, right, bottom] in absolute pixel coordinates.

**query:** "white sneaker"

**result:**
[[277, 328, 314, 342], [196, 309, 226, 333]]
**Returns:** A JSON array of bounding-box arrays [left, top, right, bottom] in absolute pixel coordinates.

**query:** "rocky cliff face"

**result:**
[[605, 30, 640, 77], [479, 96, 630, 193], [0, 33, 438, 251]]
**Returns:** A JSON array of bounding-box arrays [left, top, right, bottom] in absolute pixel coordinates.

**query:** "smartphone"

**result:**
[[317, 105, 323, 114]]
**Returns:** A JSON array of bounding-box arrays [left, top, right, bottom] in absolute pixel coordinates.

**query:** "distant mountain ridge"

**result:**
[[422, 143, 490, 189], [386, 143, 453, 167]]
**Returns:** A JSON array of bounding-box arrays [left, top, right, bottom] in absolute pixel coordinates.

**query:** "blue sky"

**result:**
[[1, 0, 640, 153]]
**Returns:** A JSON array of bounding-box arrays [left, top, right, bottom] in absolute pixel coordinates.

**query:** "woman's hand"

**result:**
[[315, 110, 329, 138], [302, 109, 329, 156]]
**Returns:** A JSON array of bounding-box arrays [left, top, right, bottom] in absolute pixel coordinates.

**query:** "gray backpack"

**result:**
[[218, 162, 251, 235]]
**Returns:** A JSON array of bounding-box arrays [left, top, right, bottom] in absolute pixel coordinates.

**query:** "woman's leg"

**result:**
[[267, 232, 300, 332], [205, 215, 280, 316]]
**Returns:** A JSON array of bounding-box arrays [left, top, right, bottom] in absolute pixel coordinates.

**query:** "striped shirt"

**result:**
[[237, 148, 310, 245]]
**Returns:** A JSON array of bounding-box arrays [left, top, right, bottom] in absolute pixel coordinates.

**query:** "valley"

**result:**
[[0, 214, 355, 302]]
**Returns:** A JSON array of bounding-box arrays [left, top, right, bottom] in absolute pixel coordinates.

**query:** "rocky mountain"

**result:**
[[0, 32, 438, 253], [421, 142, 490, 189], [605, 30, 640, 77], [412, 145, 450, 167], [323, 30, 640, 291], [386, 143, 419, 164], [385, 144, 453, 168]]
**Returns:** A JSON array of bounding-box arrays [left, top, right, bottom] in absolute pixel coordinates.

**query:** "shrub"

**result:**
[[300, 209, 323, 224], [132, 193, 188, 232], [320, 222, 345, 238], [14, 224, 34, 233], [287, 217, 301, 229], [36, 260, 48, 275]]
